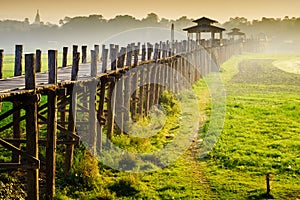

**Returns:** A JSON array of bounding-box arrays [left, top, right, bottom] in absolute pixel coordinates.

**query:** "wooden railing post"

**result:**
[[46, 50, 58, 199], [81, 46, 87, 63], [25, 53, 39, 200], [71, 52, 80, 81], [62, 47, 68, 67], [14, 45, 23, 76], [0, 49, 3, 79], [101, 48, 108, 73], [91, 50, 97, 77], [36, 49, 42, 73]]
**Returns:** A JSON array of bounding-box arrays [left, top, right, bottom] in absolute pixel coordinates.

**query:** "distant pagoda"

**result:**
[[34, 10, 41, 25]]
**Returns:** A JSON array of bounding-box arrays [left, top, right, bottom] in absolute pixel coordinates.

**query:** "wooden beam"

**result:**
[[25, 53, 39, 200]]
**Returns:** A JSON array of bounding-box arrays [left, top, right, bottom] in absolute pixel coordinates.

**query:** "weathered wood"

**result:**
[[133, 46, 139, 66], [36, 49, 42, 73], [141, 44, 146, 61], [138, 67, 144, 116], [97, 79, 106, 151], [91, 50, 97, 77], [64, 88, 77, 176], [101, 48, 108, 73], [0, 138, 39, 167], [110, 47, 117, 71], [126, 45, 132, 67], [14, 45, 23, 76], [81, 46, 87, 63], [107, 79, 116, 142], [62, 47, 68, 67], [46, 50, 57, 199], [0, 49, 4, 79], [131, 68, 138, 120], [123, 74, 131, 129], [12, 101, 21, 163], [144, 65, 151, 117], [71, 52, 80, 81], [94, 45, 100, 60], [25, 53, 39, 200], [88, 81, 97, 155], [117, 47, 126, 69]]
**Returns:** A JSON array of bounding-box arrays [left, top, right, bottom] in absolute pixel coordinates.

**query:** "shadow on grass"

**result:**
[[108, 179, 139, 197], [247, 192, 274, 200]]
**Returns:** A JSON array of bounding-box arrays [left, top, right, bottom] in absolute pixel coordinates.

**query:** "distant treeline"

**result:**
[[0, 13, 299, 53]]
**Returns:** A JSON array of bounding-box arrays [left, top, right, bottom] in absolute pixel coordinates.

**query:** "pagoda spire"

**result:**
[[34, 9, 41, 24]]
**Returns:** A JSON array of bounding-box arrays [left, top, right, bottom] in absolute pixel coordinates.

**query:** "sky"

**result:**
[[0, 0, 300, 24]]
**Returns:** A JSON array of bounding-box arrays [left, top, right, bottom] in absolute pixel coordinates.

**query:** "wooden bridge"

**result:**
[[0, 39, 260, 199]]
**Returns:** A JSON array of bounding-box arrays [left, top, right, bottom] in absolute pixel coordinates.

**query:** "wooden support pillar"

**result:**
[[81, 46, 87, 63], [97, 79, 106, 151], [138, 67, 144, 116], [62, 47, 68, 67], [107, 79, 116, 143], [144, 64, 151, 117], [0, 49, 3, 79], [36, 49, 42, 73], [46, 50, 58, 199], [14, 45, 23, 76], [64, 87, 77, 176], [116, 76, 124, 135], [88, 81, 97, 155], [131, 68, 138, 120], [12, 101, 21, 163], [25, 53, 39, 200]]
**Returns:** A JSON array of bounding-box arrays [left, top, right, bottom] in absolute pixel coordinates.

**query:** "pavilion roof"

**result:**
[[183, 24, 225, 33]]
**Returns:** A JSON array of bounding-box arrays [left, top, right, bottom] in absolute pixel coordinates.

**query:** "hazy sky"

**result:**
[[1, 0, 300, 24]]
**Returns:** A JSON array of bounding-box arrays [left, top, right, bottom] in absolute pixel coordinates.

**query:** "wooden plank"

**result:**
[[14, 45, 23, 76], [0, 138, 39, 166], [46, 50, 57, 199], [24, 53, 39, 200]]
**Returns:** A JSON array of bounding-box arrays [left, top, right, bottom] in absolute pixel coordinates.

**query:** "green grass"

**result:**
[[1, 53, 73, 78], [1, 53, 300, 199], [200, 54, 300, 199]]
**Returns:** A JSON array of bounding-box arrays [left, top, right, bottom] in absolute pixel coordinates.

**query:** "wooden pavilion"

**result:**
[[183, 17, 225, 46], [227, 28, 246, 40]]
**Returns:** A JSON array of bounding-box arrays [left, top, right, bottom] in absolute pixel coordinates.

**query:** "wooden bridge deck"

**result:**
[[0, 62, 105, 99]]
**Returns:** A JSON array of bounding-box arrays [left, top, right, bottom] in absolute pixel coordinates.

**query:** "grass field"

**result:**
[[0, 53, 300, 199], [1, 53, 74, 78]]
